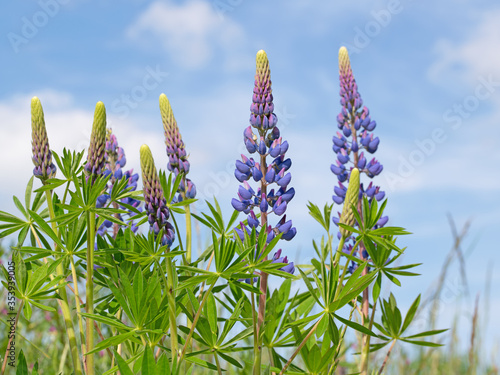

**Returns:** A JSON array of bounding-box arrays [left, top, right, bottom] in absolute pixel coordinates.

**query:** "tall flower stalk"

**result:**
[[31, 97, 83, 375], [140, 144, 177, 366], [159, 93, 196, 263], [231, 50, 295, 374], [331, 46, 388, 374], [84, 101, 107, 375], [96, 129, 141, 238]]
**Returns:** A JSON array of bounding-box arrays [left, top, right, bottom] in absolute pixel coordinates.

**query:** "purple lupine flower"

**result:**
[[31, 97, 56, 181], [159, 94, 196, 202], [232, 50, 295, 275], [96, 129, 142, 237], [140, 144, 175, 247], [332, 47, 389, 269], [85, 102, 107, 184]]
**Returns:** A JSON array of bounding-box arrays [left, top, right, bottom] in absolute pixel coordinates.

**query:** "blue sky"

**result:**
[[1, 0, 499, 365]]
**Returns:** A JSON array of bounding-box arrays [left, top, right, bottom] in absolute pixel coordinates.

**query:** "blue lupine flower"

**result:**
[[96, 130, 142, 237], [332, 46, 389, 270], [232, 50, 295, 275], [159, 94, 196, 201], [31, 97, 57, 181], [140, 144, 175, 247]]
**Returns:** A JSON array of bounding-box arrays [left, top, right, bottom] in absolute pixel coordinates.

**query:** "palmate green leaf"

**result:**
[[307, 202, 332, 232]]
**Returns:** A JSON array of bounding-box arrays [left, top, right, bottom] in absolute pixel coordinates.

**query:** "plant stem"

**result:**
[[69, 256, 87, 361], [185, 204, 192, 264], [86, 210, 96, 375], [45, 190, 83, 375], [0, 300, 24, 375], [178, 280, 218, 366], [360, 299, 378, 374], [378, 340, 396, 375], [164, 256, 179, 371], [254, 152, 269, 375], [251, 288, 259, 375], [214, 352, 223, 375], [279, 317, 323, 375]]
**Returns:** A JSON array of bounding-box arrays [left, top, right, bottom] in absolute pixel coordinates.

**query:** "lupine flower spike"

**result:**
[[140, 144, 175, 247], [159, 93, 196, 201], [85, 102, 107, 184], [232, 50, 295, 275], [332, 47, 388, 269], [96, 129, 141, 237], [31, 97, 56, 181]]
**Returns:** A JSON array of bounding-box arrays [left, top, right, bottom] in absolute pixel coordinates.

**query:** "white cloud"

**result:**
[[0, 90, 167, 204], [428, 9, 500, 87], [127, 0, 245, 69]]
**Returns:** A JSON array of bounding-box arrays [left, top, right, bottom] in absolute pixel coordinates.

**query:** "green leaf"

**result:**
[[400, 339, 444, 347], [404, 329, 448, 339], [297, 267, 323, 308], [114, 350, 135, 375], [334, 313, 378, 337], [86, 331, 136, 355], [16, 350, 28, 375], [400, 294, 421, 334], [142, 345, 156, 375]]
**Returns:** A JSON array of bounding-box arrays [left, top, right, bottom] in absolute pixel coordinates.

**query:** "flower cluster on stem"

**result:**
[[331, 47, 388, 271], [96, 129, 142, 237], [140, 144, 175, 247], [85, 102, 107, 184], [31, 97, 56, 181], [159, 93, 196, 202], [231, 50, 295, 275]]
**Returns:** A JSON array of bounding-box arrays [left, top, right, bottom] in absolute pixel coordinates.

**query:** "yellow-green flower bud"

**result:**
[[31, 97, 57, 180], [339, 168, 360, 238]]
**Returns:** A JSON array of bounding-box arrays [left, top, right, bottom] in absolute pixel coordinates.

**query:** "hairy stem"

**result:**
[[378, 340, 396, 375], [0, 300, 24, 375], [279, 317, 323, 375], [86, 210, 96, 375], [46, 191, 83, 375]]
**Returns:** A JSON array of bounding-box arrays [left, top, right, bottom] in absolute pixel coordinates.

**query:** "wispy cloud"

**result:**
[[126, 0, 245, 69], [428, 8, 500, 87]]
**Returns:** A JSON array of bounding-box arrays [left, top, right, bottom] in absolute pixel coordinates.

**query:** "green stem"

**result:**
[[251, 289, 259, 375], [279, 316, 324, 375], [69, 256, 87, 361], [86, 210, 96, 375], [165, 256, 179, 371], [45, 191, 83, 375], [360, 299, 378, 374], [214, 352, 223, 375], [0, 300, 24, 375], [185, 204, 192, 264], [178, 279, 218, 366]]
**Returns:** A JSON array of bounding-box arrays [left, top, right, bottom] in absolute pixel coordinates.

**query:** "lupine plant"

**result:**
[[0, 48, 445, 375]]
